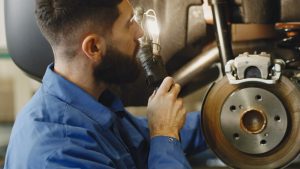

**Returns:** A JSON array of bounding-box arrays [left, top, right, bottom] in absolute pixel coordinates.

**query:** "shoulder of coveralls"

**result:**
[[7, 86, 108, 169]]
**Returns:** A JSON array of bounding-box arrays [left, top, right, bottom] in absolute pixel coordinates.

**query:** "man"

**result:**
[[4, 0, 207, 168]]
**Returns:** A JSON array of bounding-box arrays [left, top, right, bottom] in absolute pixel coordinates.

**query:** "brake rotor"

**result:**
[[202, 76, 300, 169]]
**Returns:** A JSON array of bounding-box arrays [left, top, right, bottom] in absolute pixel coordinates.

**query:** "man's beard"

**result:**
[[93, 43, 141, 84]]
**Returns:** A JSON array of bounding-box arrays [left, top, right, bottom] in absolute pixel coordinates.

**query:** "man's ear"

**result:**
[[82, 34, 106, 62]]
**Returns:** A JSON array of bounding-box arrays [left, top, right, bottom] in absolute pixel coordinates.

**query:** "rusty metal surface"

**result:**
[[202, 76, 300, 169]]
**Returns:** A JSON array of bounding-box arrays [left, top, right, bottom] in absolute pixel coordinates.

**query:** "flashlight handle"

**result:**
[[137, 44, 168, 88]]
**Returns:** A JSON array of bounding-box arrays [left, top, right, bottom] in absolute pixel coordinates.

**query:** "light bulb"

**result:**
[[135, 7, 167, 88], [144, 9, 160, 44], [146, 18, 160, 41]]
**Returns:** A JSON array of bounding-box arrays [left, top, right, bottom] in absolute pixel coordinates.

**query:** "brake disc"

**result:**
[[202, 76, 300, 168]]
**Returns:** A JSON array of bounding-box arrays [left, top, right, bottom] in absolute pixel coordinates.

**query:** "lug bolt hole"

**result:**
[[255, 95, 262, 101], [230, 105, 236, 112], [233, 133, 240, 140], [274, 115, 281, 122], [260, 140, 267, 145]]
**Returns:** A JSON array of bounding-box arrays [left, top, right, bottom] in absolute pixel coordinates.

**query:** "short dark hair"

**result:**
[[35, 0, 122, 45]]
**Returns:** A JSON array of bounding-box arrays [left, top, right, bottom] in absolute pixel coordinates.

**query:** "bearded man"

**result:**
[[4, 0, 207, 168]]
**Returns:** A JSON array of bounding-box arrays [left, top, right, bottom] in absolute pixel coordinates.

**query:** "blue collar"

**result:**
[[42, 63, 126, 129]]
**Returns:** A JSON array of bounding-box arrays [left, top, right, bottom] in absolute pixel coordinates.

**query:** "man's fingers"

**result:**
[[180, 107, 187, 121], [174, 98, 184, 110], [156, 77, 174, 95], [148, 90, 157, 101], [169, 83, 181, 98], [181, 107, 186, 116]]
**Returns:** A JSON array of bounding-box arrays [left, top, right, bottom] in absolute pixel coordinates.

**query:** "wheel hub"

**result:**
[[201, 76, 300, 169], [221, 88, 288, 154]]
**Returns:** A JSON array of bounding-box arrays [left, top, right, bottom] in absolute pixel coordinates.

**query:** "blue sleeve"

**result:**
[[148, 136, 192, 169], [44, 126, 117, 169], [44, 140, 116, 169], [130, 111, 207, 155], [127, 111, 207, 168], [180, 112, 207, 155]]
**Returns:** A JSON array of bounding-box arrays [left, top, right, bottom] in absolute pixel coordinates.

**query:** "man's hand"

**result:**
[[147, 77, 187, 140]]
